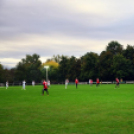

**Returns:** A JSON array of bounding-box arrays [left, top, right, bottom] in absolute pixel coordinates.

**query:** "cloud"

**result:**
[[0, 33, 106, 56], [1, 0, 134, 39], [0, 33, 107, 68], [1, 0, 134, 68]]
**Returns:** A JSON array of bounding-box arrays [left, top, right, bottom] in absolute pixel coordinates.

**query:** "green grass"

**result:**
[[1, 84, 134, 134]]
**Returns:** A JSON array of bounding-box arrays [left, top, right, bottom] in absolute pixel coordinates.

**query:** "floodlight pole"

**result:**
[[46, 68, 48, 81], [44, 66, 49, 81]]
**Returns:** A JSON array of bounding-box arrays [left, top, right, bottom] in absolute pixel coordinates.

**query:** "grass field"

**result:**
[[0, 84, 134, 134]]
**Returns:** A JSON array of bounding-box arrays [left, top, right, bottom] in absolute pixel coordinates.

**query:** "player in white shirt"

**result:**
[[65, 79, 69, 89], [22, 80, 26, 90], [47, 80, 50, 88], [32, 81, 35, 86], [6, 81, 8, 89], [89, 79, 93, 86]]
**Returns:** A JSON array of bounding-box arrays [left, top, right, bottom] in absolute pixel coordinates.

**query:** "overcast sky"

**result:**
[[0, 0, 134, 68]]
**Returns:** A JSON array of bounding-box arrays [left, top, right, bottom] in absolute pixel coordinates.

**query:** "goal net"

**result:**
[[0, 83, 4, 88]]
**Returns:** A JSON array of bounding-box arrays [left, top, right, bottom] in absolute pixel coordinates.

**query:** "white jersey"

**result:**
[[23, 81, 26, 85], [65, 79, 69, 89], [6, 82, 8, 86], [6, 82, 8, 89], [48, 81, 50, 86], [32, 81, 35, 86], [65, 79, 69, 85], [22, 81, 26, 90]]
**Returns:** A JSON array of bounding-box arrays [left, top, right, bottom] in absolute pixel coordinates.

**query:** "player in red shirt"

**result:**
[[115, 78, 119, 88], [75, 78, 79, 89], [96, 78, 100, 87], [42, 79, 49, 95]]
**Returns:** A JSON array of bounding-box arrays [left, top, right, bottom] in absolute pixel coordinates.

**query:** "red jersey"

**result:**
[[96, 79, 99, 84], [116, 78, 119, 83], [75, 79, 78, 84], [43, 81, 48, 89]]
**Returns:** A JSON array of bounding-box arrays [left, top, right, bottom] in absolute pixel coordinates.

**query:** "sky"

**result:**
[[0, 0, 134, 68]]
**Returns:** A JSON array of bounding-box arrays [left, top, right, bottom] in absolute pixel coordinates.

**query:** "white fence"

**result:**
[[0, 81, 134, 87], [126, 81, 134, 84]]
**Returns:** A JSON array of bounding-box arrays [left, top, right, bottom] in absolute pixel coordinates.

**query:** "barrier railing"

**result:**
[[0, 81, 134, 87]]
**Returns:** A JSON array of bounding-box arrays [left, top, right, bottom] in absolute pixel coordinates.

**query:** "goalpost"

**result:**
[[0, 83, 4, 88]]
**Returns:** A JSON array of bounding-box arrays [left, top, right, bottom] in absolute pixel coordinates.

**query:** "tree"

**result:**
[[75, 58, 81, 80], [58, 55, 69, 82], [123, 45, 134, 62], [2, 40, 134, 83], [51, 55, 62, 63], [67, 56, 79, 81], [0, 63, 4, 82], [112, 54, 131, 79], [122, 45, 134, 79], [80, 52, 99, 81], [15, 54, 42, 82], [99, 51, 114, 80], [106, 41, 123, 55], [42, 60, 59, 68]]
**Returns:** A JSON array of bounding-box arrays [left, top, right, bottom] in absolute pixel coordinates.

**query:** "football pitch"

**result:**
[[0, 84, 134, 134]]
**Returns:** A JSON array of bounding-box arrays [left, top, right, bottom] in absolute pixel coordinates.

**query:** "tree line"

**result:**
[[0, 41, 134, 83]]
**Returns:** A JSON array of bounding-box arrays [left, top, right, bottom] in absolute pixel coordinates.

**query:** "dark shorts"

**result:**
[[42, 88, 49, 94], [96, 83, 99, 86], [116, 83, 119, 85]]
